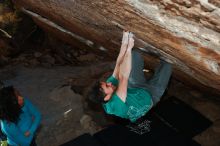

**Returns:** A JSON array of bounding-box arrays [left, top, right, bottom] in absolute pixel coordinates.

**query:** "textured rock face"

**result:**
[[13, 0, 220, 94]]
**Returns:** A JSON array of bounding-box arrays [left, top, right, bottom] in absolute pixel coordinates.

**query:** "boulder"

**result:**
[[13, 0, 220, 94]]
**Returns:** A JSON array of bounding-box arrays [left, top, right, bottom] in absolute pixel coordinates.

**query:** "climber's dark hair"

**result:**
[[0, 86, 22, 123], [88, 81, 106, 104]]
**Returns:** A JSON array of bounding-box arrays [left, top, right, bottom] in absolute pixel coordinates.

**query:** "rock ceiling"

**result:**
[[13, 0, 220, 95]]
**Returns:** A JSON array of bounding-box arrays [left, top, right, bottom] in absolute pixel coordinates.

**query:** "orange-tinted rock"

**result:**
[[13, 0, 220, 94]]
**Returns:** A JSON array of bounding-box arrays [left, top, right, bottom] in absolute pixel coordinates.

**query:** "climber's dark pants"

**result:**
[[128, 50, 172, 105]]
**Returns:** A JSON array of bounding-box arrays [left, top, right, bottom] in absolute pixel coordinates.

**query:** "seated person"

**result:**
[[90, 31, 172, 122], [0, 85, 41, 146]]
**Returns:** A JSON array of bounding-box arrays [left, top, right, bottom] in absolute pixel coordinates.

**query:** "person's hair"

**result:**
[[0, 86, 22, 123], [88, 81, 106, 104]]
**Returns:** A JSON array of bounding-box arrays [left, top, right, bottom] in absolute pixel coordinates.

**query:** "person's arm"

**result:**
[[112, 31, 129, 79], [25, 98, 41, 135], [116, 36, 134, 102], [3, 122, 33, 146]]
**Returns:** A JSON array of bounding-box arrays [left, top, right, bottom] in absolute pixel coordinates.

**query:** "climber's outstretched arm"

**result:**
[[112, 31, 129, 79], [116, 34, 134, 102]]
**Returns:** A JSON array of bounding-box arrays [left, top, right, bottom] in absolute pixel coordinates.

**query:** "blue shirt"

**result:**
[[103, 76, 153, 122], [1, 98, 41, 146]]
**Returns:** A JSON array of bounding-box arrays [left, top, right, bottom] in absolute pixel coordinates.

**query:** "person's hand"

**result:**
[[121, 30, 129, 47], [104, 94, 112, 101], [127, 32, 134, 51], [24, 131, 30, 137]]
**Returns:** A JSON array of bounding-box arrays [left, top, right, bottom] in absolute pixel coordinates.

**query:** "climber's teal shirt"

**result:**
[[1, 98, 41, 146], [103, 76, 153, 122]]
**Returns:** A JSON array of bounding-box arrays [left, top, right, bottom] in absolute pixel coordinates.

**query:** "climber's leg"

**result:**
[[145, 60, 172, 105], [128, 50, 147, 88]]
